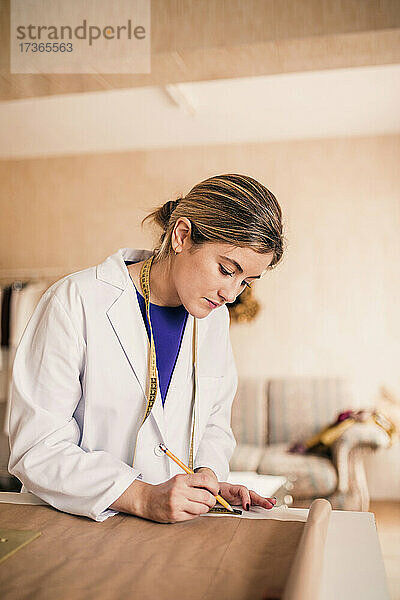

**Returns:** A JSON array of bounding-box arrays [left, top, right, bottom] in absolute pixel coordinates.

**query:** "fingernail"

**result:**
[[246, 503, 250, 511]]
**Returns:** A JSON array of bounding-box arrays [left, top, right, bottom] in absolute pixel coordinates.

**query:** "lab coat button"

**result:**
[[154, 443, 164, 457]]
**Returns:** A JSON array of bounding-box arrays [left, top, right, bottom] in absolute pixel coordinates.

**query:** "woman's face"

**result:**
[[171, 218, 274, 318]]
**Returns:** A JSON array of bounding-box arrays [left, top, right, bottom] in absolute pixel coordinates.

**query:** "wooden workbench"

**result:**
[[0, 500, 390, 600]]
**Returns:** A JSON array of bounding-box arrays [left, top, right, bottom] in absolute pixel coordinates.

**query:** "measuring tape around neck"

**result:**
[[131, 254, 197, 471]]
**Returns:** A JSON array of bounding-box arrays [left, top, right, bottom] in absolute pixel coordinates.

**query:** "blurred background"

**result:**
[[0, 0, 399, 593]]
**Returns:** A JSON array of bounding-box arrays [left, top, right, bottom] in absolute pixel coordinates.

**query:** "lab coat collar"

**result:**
[[97, 247, 179, 444], [96, 248, 153, 290]]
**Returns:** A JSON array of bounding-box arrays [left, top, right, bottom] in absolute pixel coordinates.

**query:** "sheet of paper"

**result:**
[[202, 504, 308, 521]]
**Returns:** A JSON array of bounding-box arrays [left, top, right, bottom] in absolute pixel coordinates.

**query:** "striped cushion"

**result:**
[[231, 378, 267, 446], [267, 377, 354, 444], [258, 443, 338, 498]]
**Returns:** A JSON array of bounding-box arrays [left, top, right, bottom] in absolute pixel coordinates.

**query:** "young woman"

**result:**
[[8, 173, 284, 523]]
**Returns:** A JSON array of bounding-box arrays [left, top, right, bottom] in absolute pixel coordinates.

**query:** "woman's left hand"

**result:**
[[218, 481, 277, 511], [194, 468, 276, 511]]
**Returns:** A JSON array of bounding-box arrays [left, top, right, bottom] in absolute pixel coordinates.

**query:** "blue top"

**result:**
[[125, 261, 189, 406]]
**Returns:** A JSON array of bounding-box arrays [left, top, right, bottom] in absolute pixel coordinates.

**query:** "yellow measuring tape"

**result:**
[[131, 254, 197, 471]]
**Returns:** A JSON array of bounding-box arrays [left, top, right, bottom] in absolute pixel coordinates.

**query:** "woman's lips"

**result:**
[[205, 298, 220, 308]]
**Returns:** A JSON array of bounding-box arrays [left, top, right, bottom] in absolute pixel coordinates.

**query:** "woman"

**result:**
[[8, 173, 284, 523]]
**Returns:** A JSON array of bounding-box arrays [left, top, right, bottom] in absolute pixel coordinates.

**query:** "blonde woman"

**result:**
[[8, 174, 284, 523]]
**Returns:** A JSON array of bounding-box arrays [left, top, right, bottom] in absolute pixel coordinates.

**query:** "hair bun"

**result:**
[[156, 197, 182, 229]]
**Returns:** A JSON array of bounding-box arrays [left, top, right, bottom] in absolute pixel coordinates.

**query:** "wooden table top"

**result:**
[[0, 502, 304, 600]]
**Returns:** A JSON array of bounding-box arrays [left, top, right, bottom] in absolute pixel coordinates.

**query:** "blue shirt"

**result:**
[[125, 262, 188, 406]]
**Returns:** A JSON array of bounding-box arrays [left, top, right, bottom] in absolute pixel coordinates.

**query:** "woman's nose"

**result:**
[[218, 282, 239, 304]]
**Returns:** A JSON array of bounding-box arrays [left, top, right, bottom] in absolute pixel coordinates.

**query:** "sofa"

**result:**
[[229, 377, 391, 511]]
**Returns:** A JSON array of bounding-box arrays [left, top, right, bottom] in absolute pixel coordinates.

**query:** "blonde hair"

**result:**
[[142, 174, 285, 268]]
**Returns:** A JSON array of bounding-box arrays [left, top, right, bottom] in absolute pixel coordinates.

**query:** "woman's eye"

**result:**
[[219, 265, 234, 277], [220, 264, 252, 288]]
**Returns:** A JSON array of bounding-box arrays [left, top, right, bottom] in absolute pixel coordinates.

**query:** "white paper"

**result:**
[[202, 505, 309, 521]]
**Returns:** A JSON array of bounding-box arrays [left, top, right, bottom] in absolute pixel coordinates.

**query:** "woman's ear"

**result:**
[[172, 217, 192, 252]]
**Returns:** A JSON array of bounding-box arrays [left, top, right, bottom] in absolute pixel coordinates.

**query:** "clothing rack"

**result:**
[[0, 268, 69, 287]]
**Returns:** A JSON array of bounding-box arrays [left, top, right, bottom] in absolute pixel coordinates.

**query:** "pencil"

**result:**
[[158, 443, 234, 512]]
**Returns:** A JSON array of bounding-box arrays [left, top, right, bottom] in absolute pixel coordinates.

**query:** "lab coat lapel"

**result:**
[[101, 248, 167, 441], [106, 285, 167, 441], [192, 314, 201, 455], [106, 284, 147, 397]]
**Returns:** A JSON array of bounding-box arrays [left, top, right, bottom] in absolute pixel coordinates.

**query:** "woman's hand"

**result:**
[[111, 469, 276, 522], [130, 471, 219, 523], [194, 468, 277, 511], [218, 481, 277, 511]]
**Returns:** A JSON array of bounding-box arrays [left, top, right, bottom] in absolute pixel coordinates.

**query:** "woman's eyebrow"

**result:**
[[219, 255, 262, 279]]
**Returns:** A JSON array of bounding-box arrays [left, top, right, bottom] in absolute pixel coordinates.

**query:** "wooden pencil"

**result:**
[[158, 443, 234, 512]]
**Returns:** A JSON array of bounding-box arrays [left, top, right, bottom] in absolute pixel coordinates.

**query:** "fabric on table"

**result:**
[[0, 503, 305, 600]]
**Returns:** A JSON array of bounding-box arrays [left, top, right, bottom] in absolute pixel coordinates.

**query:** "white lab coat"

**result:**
[[8, 248, 237, 522]]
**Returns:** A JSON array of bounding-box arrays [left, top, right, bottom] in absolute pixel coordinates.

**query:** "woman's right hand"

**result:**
[[128, 472, 220, 523]]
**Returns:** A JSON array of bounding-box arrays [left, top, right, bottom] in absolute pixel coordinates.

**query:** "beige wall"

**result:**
[[1, 134, 399, 407]]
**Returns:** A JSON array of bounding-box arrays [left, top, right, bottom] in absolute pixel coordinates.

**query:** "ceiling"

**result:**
[[1, 0, 400, 101], [0, 63, 399, 160], [1, 1, 399, 160]]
